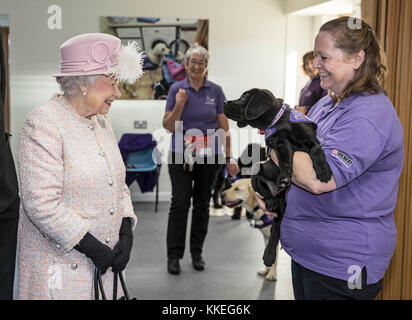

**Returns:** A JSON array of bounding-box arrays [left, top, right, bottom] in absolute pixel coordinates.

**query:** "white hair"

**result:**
[[184, 43, 209, 66], [56, 75, 101, 96]]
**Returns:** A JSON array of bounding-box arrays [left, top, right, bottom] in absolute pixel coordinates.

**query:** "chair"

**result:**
[[125, 146, 161, 213]]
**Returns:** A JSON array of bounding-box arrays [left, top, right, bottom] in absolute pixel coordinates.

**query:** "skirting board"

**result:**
[[131, 191, 171, 202]]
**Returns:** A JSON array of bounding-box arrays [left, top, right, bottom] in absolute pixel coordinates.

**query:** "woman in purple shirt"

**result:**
[[163, 44, 239, 275], [256, 17, 404, 300]]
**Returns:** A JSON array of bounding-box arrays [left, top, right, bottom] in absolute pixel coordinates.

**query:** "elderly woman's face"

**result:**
[[313, 31, 359, 96], [84, 75, 121, 115], [186, 53, 207, 82]]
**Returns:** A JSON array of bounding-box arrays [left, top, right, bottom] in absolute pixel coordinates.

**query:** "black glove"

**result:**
[[112, 218, 134, 273], [74, 232, 116, 274]]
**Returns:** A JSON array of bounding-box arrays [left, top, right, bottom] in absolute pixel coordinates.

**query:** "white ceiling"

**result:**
[[290, 0, 361, 16]]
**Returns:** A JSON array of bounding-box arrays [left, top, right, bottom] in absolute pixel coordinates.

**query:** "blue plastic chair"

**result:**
[[126, 146, 160, 212]]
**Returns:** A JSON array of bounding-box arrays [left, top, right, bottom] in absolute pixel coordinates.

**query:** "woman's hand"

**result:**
[[295, 106, 309, 115], [226, 162, 240, 177], [175, 88, 188, 107], [254, 192, 278, 218], [112, 218, 133, 273]]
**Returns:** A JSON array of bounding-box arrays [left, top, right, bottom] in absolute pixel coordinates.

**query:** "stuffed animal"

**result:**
[[147, 42, 170, 66]]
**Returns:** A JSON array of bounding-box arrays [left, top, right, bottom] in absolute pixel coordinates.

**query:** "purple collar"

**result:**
[[248, 209, 275, 229], [254, 214, 275, 229], [264, 104, 287, 140]]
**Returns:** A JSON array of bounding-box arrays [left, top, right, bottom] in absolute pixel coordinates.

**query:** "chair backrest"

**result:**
[[125, 147, 158, 172]]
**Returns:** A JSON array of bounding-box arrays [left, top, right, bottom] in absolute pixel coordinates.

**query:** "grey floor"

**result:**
[[125, 201, 294, 300]]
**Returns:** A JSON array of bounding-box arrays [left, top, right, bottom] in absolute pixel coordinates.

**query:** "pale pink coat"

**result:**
[[17, 95, 137, 300]]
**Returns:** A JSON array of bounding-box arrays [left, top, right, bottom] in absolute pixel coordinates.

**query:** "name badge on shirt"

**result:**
[[332, 149, 353, 168]]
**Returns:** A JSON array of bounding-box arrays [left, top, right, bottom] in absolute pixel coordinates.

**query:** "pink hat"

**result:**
[[53, 33, 143, 84]]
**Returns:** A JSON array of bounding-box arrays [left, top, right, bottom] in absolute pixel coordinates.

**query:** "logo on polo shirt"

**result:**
[[205, 95, 215, 105], [332, 149, 353, 168]]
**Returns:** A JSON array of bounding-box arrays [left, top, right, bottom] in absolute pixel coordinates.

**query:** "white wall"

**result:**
[[0, 0, 289, 201], [283, 15, 314, 107], [286, 0, 329, 14]]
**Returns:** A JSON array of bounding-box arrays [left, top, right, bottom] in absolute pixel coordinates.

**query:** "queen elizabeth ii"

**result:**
[[17, 33, 143, 299]]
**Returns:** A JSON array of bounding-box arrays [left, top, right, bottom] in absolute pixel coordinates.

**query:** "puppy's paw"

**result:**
[[257, 267, 269, 276], [315, 166, 333, 183], [276, 176, 291, 192], [265, 199, 278, 213], [266, 271, 277, 281]]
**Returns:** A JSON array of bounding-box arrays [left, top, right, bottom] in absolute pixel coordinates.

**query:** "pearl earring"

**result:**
[[83, 90, 87, 96]]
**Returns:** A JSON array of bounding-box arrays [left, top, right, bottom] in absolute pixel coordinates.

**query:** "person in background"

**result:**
[[0, 25, 20, 300], [295, 51, 328, 115], [163, 43, 239, 275], [17, 33, 143, 299], [256, 17, 404, 300]]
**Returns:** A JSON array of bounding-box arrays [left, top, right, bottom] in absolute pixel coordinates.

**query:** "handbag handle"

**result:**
[[94, 267, 133, 300]]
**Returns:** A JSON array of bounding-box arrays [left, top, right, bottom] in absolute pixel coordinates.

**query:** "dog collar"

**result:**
[[254, 214, 275, 229], [261, 104, 287, 139]]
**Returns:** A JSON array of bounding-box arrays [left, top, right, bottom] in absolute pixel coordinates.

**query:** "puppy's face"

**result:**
[[223, 89, 284, 129], [221, 179, 254, 209]]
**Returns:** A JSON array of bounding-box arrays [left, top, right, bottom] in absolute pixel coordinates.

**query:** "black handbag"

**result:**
[[94, 267, 137, 300]]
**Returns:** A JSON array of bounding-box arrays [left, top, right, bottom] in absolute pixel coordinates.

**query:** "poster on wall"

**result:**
[[101, 16, 209, 100]]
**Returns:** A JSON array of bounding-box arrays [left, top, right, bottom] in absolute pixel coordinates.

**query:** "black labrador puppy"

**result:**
[[223, 88, 333, 267], [223, 88, 332, 194]]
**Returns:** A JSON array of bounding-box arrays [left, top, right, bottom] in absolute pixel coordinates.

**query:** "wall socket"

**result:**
[[134, 120, 147, 129]]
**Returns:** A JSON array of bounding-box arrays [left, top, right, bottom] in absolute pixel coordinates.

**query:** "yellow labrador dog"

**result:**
[[221, 178, 279, 281]]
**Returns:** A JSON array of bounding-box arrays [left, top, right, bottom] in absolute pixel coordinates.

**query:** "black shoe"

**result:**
[[167, 258, 180, 275], [192, 255, 205, 271]]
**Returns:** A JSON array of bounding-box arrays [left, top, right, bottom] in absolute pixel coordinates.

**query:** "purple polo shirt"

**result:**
[[280, 92, 404, 285], [299, 75, 329, 112], [165, 77, 226, 154]]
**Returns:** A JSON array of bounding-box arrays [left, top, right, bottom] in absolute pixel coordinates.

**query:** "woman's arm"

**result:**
[[217, 113, 239, 176], [270, 149, 337, 194], [18, 107, 90, 254], [162, 88, 187, 132]]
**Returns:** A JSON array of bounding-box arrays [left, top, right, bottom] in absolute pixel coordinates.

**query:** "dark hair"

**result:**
[[302, 51, 315, 77], [319, 17, 387, 100]]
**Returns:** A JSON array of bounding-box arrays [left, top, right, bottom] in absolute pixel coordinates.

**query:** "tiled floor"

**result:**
[[125, 201, 294, 300]]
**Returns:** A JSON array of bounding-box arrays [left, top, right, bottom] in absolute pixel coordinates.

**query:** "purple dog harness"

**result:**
[[248, 207, 275, 229], [263, 105, 315, 141]]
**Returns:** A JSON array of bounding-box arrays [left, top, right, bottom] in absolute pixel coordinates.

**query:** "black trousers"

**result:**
[[291, 260, 383, 300], [167, 153, 220, 259], [0, 196, 19, 300]]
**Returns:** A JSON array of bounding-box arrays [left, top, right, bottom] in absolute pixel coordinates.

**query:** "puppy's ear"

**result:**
[[245, 90, 275, 120], [275, 98, 284, 108]]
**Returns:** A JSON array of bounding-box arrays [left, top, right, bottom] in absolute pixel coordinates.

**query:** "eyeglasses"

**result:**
[[189, 59, 207, 67]]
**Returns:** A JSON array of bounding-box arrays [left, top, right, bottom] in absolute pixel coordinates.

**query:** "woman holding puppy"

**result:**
[[163, 44, 239, 275], [256, 17, 404, 300]]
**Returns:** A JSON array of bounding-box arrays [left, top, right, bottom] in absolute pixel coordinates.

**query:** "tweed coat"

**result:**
[[17, 95, 137, 300]]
